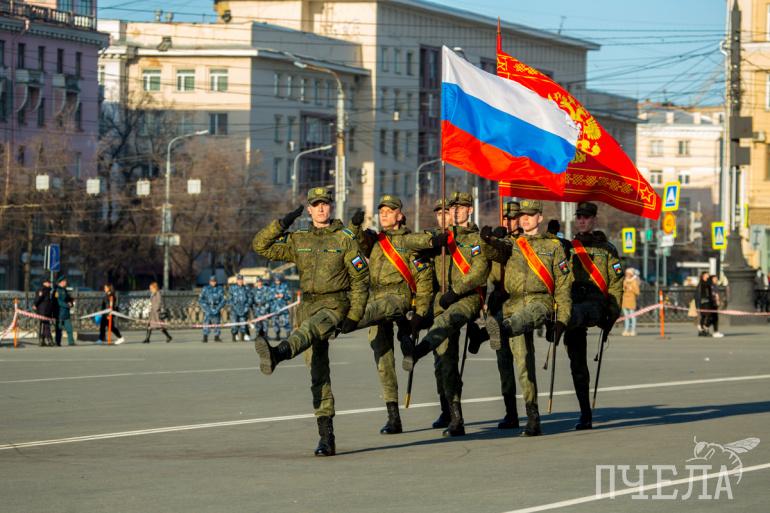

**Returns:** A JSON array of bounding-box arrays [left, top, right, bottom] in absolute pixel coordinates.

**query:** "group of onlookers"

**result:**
[[695, 271, 723, 338]]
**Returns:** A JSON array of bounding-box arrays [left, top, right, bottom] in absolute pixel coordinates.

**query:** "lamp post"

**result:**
[[293, 60, 347, 219], [292, 144, 334, 202], [163, 129, 208, 290], [414, 158, 441, 232]]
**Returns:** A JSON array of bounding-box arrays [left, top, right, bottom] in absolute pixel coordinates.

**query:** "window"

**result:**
[[480, 57, 496, 74], [379, 168, 387, 195], [299, 78, 307, 102], [650, 169, 663, 185], [37, 46, 45, 71], [210, 69, 228, 92], [176, 69, 195, 92], [403, 173, 409, 197], [394, 48, 401, 74], [649, 140, 663, 157], [178, 111, 195, 134], [273, 157, 282, 184], [326, 80, 334, 107], [17, 145, 25, 166], [17, 43, 25, 69], [287, 116, 296, 143], [405, 132, 413, 157], [0, 87, 7, 122], [143, 69, 161, 91], [74, 153, 82, 179], [406, 51, 414, 76], [56, 49, 64, 74], [286, 75, 294, 99], [17, 105, 26, 126], [392, 130, 400, 159], [274, 73, 282, 97], [348, 127, 356, 152], [393, 89, 401, 113], [75, 103, 82, 130], [379, 88, 388, 112], [406, 92, 414, 117], [347, 84, 355, 111], [380, 129, 387, 154], [381, 47, 390, 72], [677, 140, 690, 156], [678, 171, 691, 185], [314, 79, 321, 105], [209, 113, 228, 135], [75, 51, 82, 78], [37, 97, 45, 127], [0, 40, 5, 67], [274, 115, 283, 143], [98, 65, 105, 85]]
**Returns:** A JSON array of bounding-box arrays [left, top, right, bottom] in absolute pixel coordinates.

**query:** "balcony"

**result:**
[[15, 68, 44, 86], [0, 1, 97, 31], [52, 73, 80, 92]]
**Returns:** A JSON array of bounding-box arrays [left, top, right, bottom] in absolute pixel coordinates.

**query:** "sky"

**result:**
[[97, 0, 728, 106]]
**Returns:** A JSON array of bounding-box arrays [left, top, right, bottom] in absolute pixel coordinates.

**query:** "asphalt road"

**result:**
[[1, 324, 769, 513]]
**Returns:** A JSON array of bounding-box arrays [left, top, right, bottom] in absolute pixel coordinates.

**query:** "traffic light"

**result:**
[[688, 211, 703, 242]]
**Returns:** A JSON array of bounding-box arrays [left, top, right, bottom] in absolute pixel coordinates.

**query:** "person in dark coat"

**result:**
[[54, 276, 75, 346], [695, 271, 716, 337], [99, 283, 125, 345], [143, 282, 172, 343], [34, 279, 55, 347]]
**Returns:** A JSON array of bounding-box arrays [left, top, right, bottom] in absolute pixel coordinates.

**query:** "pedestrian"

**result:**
[[198, 276, 225, 342], [228, 274, 253, 342], [345, 195, 433, 435], [53, 276, 75, 347], [33, 279, 55, 347], [562, 202, 623, 430], [98, 283, 125, 345], [481, 199, 573, 436], [622, 268, 641, 336], [252, 187, 369, 457], [270, 274, 291, 340], [709, 274, 723, 338], [143, 281, 172, 343], [251, 276, 271, 335], [403, 191, 490, 437], [695, 271, 715, 337]]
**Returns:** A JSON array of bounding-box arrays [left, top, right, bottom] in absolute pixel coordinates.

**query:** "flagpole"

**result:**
[[441, 161, 447, 295]]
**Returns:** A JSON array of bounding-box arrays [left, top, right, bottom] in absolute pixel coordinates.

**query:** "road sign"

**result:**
[[661, 181, 680, 212], [659, 234, 675, 248], [662, 212, 676, 235], [44, 244, 61, 272], [712, 222, 727, 250], [621, 228, 636, 253]]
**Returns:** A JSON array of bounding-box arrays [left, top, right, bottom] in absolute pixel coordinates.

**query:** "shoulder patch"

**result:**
[[351, 254, 368, 272], [470, 244, 481, 257], [558, 258, 571, 275], [341, 228, 355, 239], [612, 262, 623, 276], [413, 257, 429, 272]]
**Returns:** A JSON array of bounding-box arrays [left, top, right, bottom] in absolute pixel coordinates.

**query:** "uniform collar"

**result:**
[[383, 226, 410, 236], [310, 219, 343, 234]]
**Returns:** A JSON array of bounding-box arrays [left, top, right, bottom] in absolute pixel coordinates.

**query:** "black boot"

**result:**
[[432, 396, 451, 429], [314, 416, 336, 457], [202, 334, 208, 343], [575, 390, 593, 431], [254, 337, 292, 375], [214, 335, 222, 342], [231, 333, 237, 342], [521, 403, 542, 437], [467, 321, 489, 354], [164, 330, 172, 343], [402, 340, 431, 371], [380, 402, 403, 434], [442, 401, 465, 437], [142, 329, 151, 344], [498, 394, 520, 429]]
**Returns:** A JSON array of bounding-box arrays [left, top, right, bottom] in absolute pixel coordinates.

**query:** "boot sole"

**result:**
[[487, 317, 502, 351], [254, 337, 274, 375]]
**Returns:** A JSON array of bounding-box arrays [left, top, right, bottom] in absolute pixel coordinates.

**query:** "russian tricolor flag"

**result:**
[[441, 46, 579, 192]]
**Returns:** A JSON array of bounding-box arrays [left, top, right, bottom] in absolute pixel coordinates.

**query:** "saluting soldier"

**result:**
[[481, 199, 573, 436], [347, 194, 433, 435], [563, 202, 623, 430], [252, 187, 369, 457], [403, 191, 490, 437]]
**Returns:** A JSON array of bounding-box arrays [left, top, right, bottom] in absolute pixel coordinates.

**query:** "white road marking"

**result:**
[[1, 373, 769, 451], [0, 358, 146, 363], [0, 362, 349, 384], [502, 462, 770, 513]]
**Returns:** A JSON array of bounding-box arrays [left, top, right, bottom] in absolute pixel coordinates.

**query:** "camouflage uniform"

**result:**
[[404, 192, 490, 436], [198, 280, 225, 338], [483, 199, 573, 435], [564, 202, 624, 429], [251, 280, 272, 334], [270, 276, 292, 339], [228, 279, 253, 340], [252, 188, 369, 421], [350, 195, 434, 433]]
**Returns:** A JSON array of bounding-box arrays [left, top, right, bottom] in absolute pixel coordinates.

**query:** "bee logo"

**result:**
[[687, 437, 760, 484]]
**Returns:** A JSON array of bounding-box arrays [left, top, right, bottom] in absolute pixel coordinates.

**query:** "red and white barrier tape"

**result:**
[[615, 303, 662, 322], [666, 304, 770, 317], [0, 312, 18, 340], [15, 309, 56, 322]]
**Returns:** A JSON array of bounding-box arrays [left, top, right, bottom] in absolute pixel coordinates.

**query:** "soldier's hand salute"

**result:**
[[279, 205, 305, 229]]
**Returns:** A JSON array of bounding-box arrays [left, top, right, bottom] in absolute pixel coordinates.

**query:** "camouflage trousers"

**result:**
[[356, 293, 411, 404], [288, 297, 348, 418], [230, 313, 250, 335], [202, 313, 221, 336], [496, 331, 539, 407], [422, 294, 481, 403]]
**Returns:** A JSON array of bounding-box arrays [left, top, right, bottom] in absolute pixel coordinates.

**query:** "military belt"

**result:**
[[370, 283, 410, 296]]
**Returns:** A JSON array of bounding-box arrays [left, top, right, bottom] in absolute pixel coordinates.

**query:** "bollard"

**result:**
[[13, 299, 19, 349], [107, 297, 113, 346], [659, 290, 665, 338]]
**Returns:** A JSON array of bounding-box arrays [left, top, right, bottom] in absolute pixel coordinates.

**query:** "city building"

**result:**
[[0, 0, 107, 289]]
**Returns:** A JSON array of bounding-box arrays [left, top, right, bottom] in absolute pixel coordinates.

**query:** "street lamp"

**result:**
[[414, 158, 441, 232], [293, 60, 347, 219], [163, 129, 208, 290], [292, 144, 334, 202]]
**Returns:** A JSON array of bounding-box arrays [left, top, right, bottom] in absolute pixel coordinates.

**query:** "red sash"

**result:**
[[516, 237, 555, 295], [377, 232, 417, 293], [571, 239, 609, 298], [447, 230, 485, 303]]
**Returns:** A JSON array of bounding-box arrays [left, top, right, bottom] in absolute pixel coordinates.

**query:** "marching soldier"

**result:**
[[563, 202, 623, 430], [198, 276, 225, 342], [481, 199, 573, 436], [347, 195, 433, 434], [403, 191, 490, 437], [252, 187, 369, 457], [228, 274, 253, 342]]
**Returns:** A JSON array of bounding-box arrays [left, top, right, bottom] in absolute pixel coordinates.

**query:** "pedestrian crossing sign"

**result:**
[[661, 182, 680, 212], [621, 228, 636, 253], [712, 222, 727, 250]]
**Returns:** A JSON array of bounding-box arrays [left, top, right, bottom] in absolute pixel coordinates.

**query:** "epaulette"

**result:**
[[341, 228, 355, 239]]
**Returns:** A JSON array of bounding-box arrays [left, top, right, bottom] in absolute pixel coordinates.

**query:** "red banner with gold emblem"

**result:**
[[495, 30, 661, 220]]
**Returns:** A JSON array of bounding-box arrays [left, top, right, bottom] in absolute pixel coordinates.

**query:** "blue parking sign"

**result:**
[[662, 182, 680, 212], [45, 244, 60, 272]]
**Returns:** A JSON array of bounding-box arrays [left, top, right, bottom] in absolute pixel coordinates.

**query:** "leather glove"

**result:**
[[492, 226, 508, 239], [552, 321, 567, 345], [362, 228, 378, 246], [409, 313, 425, 334], [439, 289, 459, 310], [279, 206, 304, 230], [351, 209, 365, 227], [480, 225, 494, 241], [338, 317, 359, 334], [487, 288, 509, 314], [431, 232, 449, 249]]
